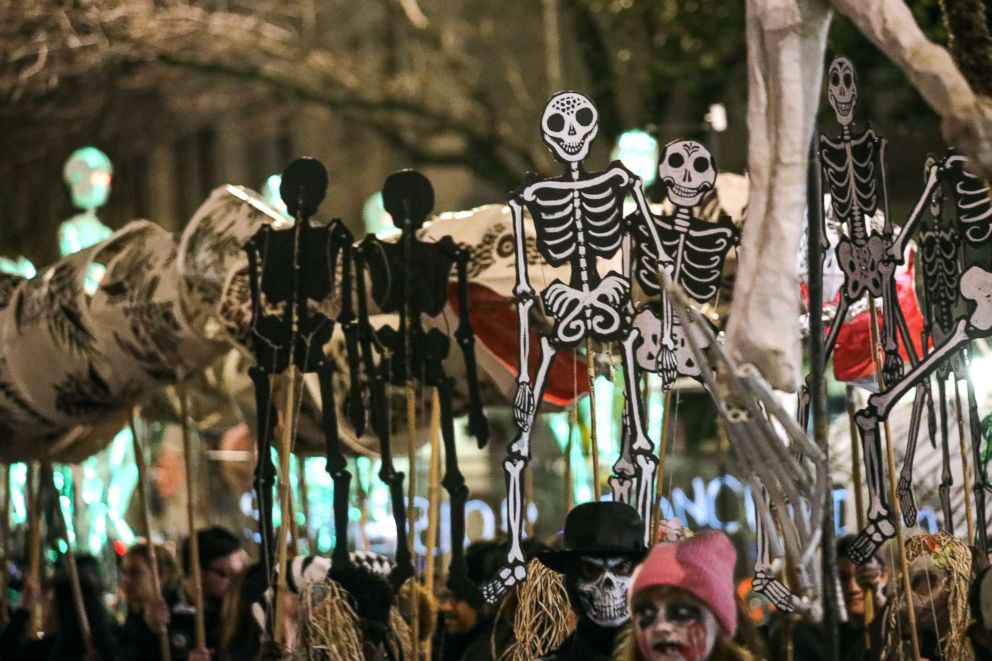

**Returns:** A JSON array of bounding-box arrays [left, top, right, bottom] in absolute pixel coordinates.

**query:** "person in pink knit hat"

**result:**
[[616, 530, 754, 661]]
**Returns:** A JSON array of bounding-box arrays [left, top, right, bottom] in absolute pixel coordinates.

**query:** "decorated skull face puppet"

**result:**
[[541, 91, 600, 163], [573, 555, 636, 627], [827, 56, 858, 126], [659, 140, 716, 208]]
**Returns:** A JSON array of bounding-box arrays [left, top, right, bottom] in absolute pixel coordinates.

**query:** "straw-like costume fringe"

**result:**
[[398, 580, 438, 645], [881, 532, 975, 661], [390, 605, 414, 660], [293, 579, 364, 661], [499, 558, 572, 660]]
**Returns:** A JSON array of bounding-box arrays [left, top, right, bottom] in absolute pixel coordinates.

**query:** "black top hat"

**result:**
[[538, 501, 647, 573]]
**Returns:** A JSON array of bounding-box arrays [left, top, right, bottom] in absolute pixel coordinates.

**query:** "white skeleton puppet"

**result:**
[[482, 91, 665, 604], [661, 271, 828, 615], [847, 152, 992, 564], [818, 57, 919, 388], [630, 140, 739, 391]]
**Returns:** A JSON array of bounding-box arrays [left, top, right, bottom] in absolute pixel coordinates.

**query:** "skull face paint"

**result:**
[[541, 92, 599, 164], [633, 586, 718, 661], [827, 56, 858, 127], [658, 141, 715, 208], [574, 555, 635, 627]]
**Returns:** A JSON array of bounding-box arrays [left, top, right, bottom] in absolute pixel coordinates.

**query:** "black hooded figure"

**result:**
[[537, 501, 648, 661]]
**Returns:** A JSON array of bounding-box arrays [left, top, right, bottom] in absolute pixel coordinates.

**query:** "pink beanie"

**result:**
[[628, 531, 738, 637]]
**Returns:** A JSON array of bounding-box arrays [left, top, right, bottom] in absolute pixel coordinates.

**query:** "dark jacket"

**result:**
[[540, 619, 621, 661]]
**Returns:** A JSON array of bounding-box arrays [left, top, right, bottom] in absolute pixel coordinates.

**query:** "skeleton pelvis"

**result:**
[[632, 306, 709, 377], [541, 273, 630, 345], [837, 234, 885, 299]]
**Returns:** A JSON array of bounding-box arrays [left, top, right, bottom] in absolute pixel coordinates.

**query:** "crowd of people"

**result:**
[[3, 504, 992, 660]]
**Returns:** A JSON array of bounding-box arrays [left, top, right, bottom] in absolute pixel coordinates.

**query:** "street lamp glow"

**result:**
[[612, 129, 659, 186]]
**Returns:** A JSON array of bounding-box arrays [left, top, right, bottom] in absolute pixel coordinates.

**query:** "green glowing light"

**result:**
[[261, 174, 291, 219], [0, 257, 36, 279], [363, 193, 391, 234], [59, 212, 113, 257], [64, 147, 113, 211], [611, 129, 659, 186]]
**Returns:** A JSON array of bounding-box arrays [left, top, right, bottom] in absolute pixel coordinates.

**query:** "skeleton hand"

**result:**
[[514, 380, 535, 430]]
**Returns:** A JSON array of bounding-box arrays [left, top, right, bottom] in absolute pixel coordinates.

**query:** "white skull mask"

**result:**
[[827, 56, 858, 126], [659, 140, 715, 208], [574, 555, 634, 627], [541, 92, 599, 163]]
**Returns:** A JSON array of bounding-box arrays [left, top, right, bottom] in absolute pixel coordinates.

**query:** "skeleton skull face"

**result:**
[[574, 555, 635, 627], [659, 140, 715, 208], [541, 92, 599, 164], [827, 56, 858, 127]]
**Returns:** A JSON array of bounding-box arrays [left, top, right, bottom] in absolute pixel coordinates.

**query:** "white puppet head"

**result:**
[[827, 56, 858, 127], [541, 91, 599, 164], [658, 140, 716, 208]]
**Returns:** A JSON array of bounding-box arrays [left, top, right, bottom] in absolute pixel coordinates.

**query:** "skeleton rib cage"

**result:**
[[820, 128, 880, 242]]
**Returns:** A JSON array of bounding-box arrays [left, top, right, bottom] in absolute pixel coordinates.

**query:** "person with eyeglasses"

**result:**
[[171, 526, 246, 660]]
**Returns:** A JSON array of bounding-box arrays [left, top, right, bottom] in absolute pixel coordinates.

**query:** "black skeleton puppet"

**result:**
[[244, 157, 359, 587], [629, 139, 739, 391], [847, 149, 992, 564], [354, 170, 489, 594], [484, 91, 668, 604]]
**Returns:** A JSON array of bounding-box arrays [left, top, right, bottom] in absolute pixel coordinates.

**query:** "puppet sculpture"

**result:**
[[728, 0, 992, 394], [849, 151, 992, 563], [536, 502, 647, 661], [244, 157, 358, 582], [631, 139, 739, 392], [484, 91, 665, 603], [354, 169, 489, 592]]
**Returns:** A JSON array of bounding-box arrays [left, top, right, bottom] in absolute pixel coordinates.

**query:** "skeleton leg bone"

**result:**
[[618, 327, 656, 541], [317, 363, 352, 570], [483, 336, 556, 604], [896, 384, 927, 526], [936, 377, 955, 531], [849, 319, 972, 562], [609, 403, 636, 505]]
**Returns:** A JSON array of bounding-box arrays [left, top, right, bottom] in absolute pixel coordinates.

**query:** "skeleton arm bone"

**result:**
[[509, 196, 537, 428], [831, 0, 992, 178], [887, 162, 943, 261]]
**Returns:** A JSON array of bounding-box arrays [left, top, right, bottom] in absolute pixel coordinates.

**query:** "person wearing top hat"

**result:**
[[537, 501, 649, 661]]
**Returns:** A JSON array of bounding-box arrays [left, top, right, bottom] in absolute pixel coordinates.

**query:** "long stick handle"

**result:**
[[845, 386, 875, 638], [130, 413, 172, 661], [26, 462, 41, 638], [867, 295, 921, 660], [423, 389, 442, 661], [405, 380, 420, 661], [274, 368, 298, 645], [296, 454, 314, 556], [46, 461, 93, 657], [954, 378, 976, 545], [585, 337, 600, 501], [1, 465, 9, 626], [177, 382, 206, 649], [651, 390, 674, 545]]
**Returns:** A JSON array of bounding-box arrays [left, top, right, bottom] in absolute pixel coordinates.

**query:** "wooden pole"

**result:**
[[47, 460, 93, 658], [130, 413, 171, 661], [405, 380, 420, 661], [177, 382, 206, 649], [650, 390, 674, 545], [845, 386, 875, 641], [585, 337, 600, 501], [296, 454, 314, 556], [423, 389, 442, 661], [273, 369, 299, 645], [954, 378, 976, 544], [26, 461, 42, 638], [1, 464, 9, 626], [867, 296, 921, 660], [564, 406, 576, 513]]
